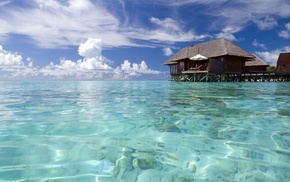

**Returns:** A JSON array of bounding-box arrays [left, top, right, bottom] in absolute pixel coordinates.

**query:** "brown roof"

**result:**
[[245, 54, 268, 66], [163, 38, 255, 65]]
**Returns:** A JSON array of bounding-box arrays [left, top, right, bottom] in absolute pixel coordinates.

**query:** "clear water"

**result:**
[[0, 81, 289, 182]]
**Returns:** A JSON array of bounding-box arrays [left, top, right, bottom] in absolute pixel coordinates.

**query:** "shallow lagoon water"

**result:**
[[0, 81, 289, 181]]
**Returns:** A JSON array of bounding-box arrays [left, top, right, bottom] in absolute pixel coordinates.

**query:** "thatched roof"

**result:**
[[163, 38, 255, 65], [245, 54, 268, 66]]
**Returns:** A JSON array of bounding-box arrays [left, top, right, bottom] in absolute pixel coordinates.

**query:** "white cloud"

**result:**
[[2, 0, 290, 51], [215, 26, 240, 41], [0, 38, 162, 80], [143, 0, 290, 19], [115, 60, 160, 79], [162, 47, 174, 56], [38, 38, 114, 79], [202, 1, 289, 35], [146, 0, 226, 6], [286, 22, 290, 30], [0, 45, 24, 68], [0, 1, 207, 49], [0, 0, 132, 48], [38, 58, 113, 80], [278, 22, 290, 39], [78, 38, 103, 58], [0, 0, 10, 7], [252, 39, 267, 50], [252, 16, 278, 30], [278, 30, 290, 39], [215, 33, 236, 41], [26, 57, 34, 68], [0, 46, 40, 79], [149, 17, 209, 41], [161, 0, 290, 40], [255, 46, 290, 66], [150, 17, 181, 32], [37, 37, 161, 80], [129, 29, 206, 43], [126, 17, 208, 44]]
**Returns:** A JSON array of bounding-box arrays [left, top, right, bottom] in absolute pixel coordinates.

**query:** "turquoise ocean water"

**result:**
[[0, 81, 289, 182]]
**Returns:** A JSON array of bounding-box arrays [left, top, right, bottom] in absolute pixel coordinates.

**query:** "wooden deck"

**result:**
[[171, 71, 290, 82], [242, 71, 290, 82]]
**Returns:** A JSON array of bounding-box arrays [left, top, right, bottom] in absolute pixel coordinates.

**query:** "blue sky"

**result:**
[[0, 0, 290, 80]]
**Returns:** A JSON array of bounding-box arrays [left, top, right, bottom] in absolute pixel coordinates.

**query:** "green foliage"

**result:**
[[266, 66, 276, 72]]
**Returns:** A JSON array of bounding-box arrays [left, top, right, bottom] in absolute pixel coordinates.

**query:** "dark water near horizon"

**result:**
[[0, 81, 289, 181]]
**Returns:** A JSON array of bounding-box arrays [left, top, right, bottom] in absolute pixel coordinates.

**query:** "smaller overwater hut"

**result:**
[[243, 54, 269, 72], [276, 52, 290, 72]]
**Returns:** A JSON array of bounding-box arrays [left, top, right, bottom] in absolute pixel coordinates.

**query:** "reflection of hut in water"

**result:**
[[164, 38, 290, 82]]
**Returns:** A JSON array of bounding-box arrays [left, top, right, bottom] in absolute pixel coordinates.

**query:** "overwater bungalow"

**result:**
[[164, 38, 289, 82], [276, 52, 290, 72]]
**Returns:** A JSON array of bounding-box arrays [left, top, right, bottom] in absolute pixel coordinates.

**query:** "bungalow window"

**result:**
[[283, 65, 286, 71], [189, 61, 194, 68], [180, 62, 185, 71], [170, 65, 178, 74]]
